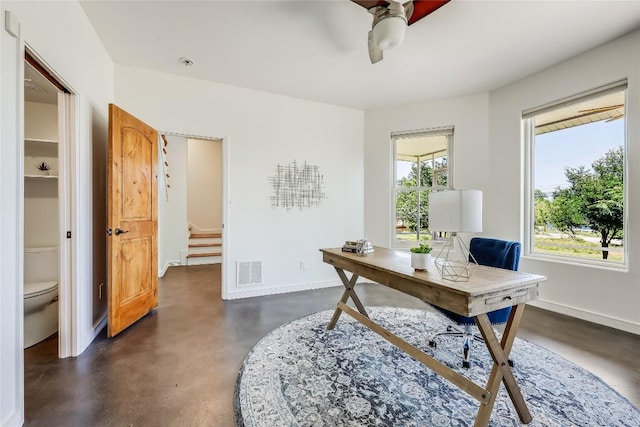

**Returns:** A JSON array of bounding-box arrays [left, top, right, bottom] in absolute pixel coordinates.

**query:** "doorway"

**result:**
[[186, 137, 223, 265], [23, 51, 74, 358], [158, 134, 225, 284]]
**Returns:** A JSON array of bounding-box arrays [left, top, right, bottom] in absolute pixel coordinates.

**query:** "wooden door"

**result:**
[[107, 104, 158, 337]]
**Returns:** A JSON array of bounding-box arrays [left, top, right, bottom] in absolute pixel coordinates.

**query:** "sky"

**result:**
[[395, 118, 624, 191], [534, 118, 625, 197]]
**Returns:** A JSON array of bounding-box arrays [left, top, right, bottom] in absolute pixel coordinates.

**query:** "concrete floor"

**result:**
[[24, 264, 639, 426]]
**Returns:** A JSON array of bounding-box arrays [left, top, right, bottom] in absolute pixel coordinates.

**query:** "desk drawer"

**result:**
[[469, 285, 539, 317]]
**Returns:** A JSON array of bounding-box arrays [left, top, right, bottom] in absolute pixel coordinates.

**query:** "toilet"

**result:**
[[24, 247, 58, 349]]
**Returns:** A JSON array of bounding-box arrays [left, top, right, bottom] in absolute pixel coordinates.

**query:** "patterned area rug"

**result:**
[[234, 307, 640, 426]]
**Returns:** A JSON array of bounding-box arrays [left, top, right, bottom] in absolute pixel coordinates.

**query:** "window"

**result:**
[[392, 128, 452, 247], [524, 82, 626, 266]]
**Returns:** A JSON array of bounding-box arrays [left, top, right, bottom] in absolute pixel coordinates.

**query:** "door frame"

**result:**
[[158, 132, 229, 300], [23, 45, 79, 358], [2, 15, 83, 426]]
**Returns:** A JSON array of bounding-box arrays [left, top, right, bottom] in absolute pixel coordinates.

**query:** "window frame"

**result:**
[[390, 127, 454, 250], [522, 81, 629, 269]]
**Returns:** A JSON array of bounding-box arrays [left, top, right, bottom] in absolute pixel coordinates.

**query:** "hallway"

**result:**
[[24, 264, 639, 425]]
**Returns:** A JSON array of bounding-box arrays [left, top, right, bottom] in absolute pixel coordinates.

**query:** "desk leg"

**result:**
[[327, 267, 368, 330], [474, 304, 531, 426]]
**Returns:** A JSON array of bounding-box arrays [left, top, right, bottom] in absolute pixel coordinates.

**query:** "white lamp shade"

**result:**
[[429, 190, 483, 233], [373, 16, 406, 51]]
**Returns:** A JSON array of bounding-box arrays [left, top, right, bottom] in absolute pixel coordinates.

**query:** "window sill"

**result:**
[[522, 253, 628, 273]]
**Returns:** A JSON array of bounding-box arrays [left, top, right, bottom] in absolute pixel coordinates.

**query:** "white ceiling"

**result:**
[[80, 0, 640, 110]]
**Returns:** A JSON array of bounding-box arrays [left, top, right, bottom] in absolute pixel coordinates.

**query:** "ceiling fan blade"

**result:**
[[351, 0, 449, 25], [408, 0, 450, 25], [368, 30, 383, 63]]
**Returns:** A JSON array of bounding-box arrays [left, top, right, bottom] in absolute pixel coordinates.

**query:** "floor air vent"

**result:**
[[237, 261, 262, 287]]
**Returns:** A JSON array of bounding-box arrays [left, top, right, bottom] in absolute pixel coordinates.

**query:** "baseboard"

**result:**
[[2, 407, 23, 427], [529, 299, 640, 335], [77, 315, 107, 356], [226, 279, 344, 300], [93, 315, 107, 338], [159, 262, 169, 277], [159, 260, 182, 277], [79, 326, 95, 356]]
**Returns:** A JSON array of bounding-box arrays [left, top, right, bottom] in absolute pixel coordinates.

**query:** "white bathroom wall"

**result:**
[[24, 103, 58, 179], [187, 138, 222, 232], [24, 102, 58, 248], [115, 65, 364, 299], [487, 30, 640, 332], [23, 180, 58, 248], [158, 134, 189, 276], [24, 102, 56, 140]]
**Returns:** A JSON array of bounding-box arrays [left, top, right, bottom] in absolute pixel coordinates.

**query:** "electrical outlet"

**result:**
[[299, 261, 305, 270]]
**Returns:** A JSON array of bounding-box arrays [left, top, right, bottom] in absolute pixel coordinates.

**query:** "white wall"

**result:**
[[365, 31, 640, 334], [1, 2, 114, 425], [488, 31, 640, 332], [115, 65, 364, 299], [158, 134, 188, 275], [364, 94, 491, 247], [187, 138, 222, 232], [4, 0, 114, 333], [1, 5, 25, 426]]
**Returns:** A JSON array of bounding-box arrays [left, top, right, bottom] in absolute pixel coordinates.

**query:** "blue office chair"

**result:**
[[428, 237, 521, 368]]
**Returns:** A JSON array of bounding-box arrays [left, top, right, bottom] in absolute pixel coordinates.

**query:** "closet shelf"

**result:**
[[25, 174, 58, 179], [25, 138, 58, 144]]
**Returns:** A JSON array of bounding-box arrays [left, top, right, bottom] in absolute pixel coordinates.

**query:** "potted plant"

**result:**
[[410, 242, 432, 271], [36, 161, 52, 176]]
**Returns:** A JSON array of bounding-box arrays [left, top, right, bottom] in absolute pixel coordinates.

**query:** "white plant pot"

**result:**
[[411, 253, 432, 271]]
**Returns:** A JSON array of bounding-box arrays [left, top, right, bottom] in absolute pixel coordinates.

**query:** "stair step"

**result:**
[[186, 252, 221, 258], [190, 233, 222, 239], [189, 243, 222, 248]]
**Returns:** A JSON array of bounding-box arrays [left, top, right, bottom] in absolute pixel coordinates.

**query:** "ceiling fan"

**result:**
[[351, 0, 450, 64]]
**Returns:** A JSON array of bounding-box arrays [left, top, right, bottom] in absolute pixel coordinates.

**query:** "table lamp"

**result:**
[[428, 189, 483, 281]]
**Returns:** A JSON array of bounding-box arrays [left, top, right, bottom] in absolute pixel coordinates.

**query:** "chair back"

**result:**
[[469, 238, 521, 271]]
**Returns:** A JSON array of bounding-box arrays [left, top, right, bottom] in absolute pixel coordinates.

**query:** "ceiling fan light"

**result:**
[[373, 15, 406, 51]]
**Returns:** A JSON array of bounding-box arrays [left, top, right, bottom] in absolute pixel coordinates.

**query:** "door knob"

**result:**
[[114, 228, 129, 236]]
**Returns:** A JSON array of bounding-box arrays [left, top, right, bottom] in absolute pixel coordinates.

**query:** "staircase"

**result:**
[[186, 232, 222, 265]]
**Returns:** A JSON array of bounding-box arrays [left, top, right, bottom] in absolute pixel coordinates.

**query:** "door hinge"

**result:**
[[66, 231, 72, 239]]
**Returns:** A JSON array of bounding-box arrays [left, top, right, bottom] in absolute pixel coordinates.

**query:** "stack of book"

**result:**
[[342, 240, 374, 255]]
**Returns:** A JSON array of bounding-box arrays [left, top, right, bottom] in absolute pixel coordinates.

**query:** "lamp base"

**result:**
[[433, 233, 478, 282], [434, 259, 474, 282]]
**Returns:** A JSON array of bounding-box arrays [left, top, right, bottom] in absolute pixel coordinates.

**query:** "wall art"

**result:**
[[268, 160, 326, 210]]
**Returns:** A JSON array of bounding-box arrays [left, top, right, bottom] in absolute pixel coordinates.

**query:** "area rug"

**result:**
[[234, 307, 639, 426]]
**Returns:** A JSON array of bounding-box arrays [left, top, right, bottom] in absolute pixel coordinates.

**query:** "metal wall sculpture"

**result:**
[[268, 161, 326, 210]]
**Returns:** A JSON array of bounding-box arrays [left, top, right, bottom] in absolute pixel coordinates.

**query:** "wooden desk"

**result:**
[[320, 246, 547, 427]]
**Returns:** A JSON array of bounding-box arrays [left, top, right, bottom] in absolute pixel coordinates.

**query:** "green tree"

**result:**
[[549, 188, 585, 237], [550, 147, 624, 259], [395, 158, 447, 234], [533, 190, 551, 231], [396, 177, 420, 231]]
